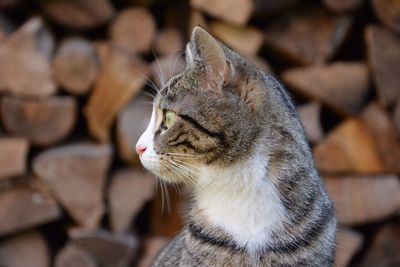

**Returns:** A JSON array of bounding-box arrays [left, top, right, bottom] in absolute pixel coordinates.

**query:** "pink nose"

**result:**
[[136, 145, 147, 156]]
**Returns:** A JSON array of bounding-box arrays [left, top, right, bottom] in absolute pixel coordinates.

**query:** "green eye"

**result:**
[[163, 110, 176, 129]]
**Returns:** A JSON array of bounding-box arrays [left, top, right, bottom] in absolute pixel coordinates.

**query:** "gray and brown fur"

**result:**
[[147, 27, 336, 266]]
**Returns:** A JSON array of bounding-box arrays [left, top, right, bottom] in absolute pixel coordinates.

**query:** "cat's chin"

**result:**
[[141, 161, 185, 184]]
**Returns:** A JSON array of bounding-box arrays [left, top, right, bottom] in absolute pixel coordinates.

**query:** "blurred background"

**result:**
[[0, 0, 399, 266]]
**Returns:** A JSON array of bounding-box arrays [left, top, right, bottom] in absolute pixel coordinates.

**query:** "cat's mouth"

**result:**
[[140, 151, 202, 184]]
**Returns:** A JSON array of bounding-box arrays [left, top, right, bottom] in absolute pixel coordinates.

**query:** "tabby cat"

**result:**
[[136, 27, 336, 267]]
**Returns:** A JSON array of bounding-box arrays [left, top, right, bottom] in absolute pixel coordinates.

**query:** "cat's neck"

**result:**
[[193, 153, 286, 252]]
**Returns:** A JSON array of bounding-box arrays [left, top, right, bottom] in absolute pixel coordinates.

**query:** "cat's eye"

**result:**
[[162, 110, 177, 130]]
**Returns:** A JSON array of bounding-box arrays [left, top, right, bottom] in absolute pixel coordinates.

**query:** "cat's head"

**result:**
[[136, 27, 267, 184]]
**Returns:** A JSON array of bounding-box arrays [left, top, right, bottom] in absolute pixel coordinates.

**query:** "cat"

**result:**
[[136, 26, 336, 267]]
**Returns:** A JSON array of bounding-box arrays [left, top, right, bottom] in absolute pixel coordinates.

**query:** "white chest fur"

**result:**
[[194, 155, 286, 253]]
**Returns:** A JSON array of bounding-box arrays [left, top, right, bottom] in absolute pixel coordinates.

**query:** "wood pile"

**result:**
[[0, 0, 399, 266]]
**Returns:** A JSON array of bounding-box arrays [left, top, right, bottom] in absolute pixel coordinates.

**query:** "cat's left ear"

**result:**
[[186, 26, 231, 88]]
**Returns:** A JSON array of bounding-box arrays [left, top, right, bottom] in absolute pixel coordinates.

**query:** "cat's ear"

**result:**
[[186, 26, 230, 87]]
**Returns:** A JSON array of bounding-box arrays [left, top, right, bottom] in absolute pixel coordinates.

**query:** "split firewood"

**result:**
[[116, 96, 153, 164], [0, 17, 56, 97], [325, 175, 400, 225], [323, 0, 362, 12], [188, 10, 208, 37], [190, 0, 254, 26], [0, 177, 61, 236], [41, 0, 115, 29], [361, 103, 400, 173], [209, 22, 263, 56], [394, 101, 400, 135], [264, 6, 352, 65], [335, 228, 363, 267], [53, 38, 98, 95], [298, 102, 324, 143], [85, 43, 149, 142], [314, 118, 384, 174], [0, 137, 28, 180], [359, 223, 400, 267], [0, 231, 50, 267], [150, 54, 185, 88], [109, 7, 156, 54], [365, 25, 400, 107], [3, 17, 54, 58], [69, 229, 138, 267], [137, 237, 169, 267], [371, 0, 400, 33], [109, 169, 156, 233], [1, 96, 77, 146], [283, 62, 369, 116], [155, 28, 184, 56], [33, 143, 112, 228], [55, 245, 96, 267]]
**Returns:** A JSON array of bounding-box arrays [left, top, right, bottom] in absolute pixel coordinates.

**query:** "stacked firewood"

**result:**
[[0, 0, 399, 266]]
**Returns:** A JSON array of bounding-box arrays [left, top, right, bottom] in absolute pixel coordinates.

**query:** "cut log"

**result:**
[[0, 231, 50, 267], [41, 0, 115, 29], [365, 25, 400, 107], [109, 169, 156, 233], [0, 17, 56, 97], [323, 0, 362, 12], [55, 245, 96, 267], [0, 137, 28, 180], [150, 55, 185, 88], [359, 223, 400, 267], [298, 102, 323, 143], [394, 101, 400, 135], [314, 118, 383, 174], [209, 22, 263, 56], [325, 175, 400, 225], [371, 0, 400, 33], [190, 0, 254, 26], [335, 228, 363, 267], [116, 96, 153, 164], [85, 43, 149, 142], [53, 38, 98, 95], [33, 143, 112, 228], [282, 62, 369, 116], [1, 96, 77, 146], [155, 28, 184, 56], [0, 177, 61, 236], [361, 103, 400, 173], [137, 237, 169, 267], [264, 6, 352, 65], [109, 7, 156, 54], [70, 229, 138, 267]]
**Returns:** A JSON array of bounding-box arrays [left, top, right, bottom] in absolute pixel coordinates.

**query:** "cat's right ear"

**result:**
[[186, 26, 230, 88]]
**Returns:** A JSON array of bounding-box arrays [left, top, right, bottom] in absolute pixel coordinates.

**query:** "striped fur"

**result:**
[[137, 27, 336, 266]]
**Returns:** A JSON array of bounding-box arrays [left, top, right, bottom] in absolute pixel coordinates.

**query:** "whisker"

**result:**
[[152, 48, 165, 89]]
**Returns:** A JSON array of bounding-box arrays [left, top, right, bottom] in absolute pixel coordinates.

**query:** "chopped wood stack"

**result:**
[[0, 0, 399, 266]]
